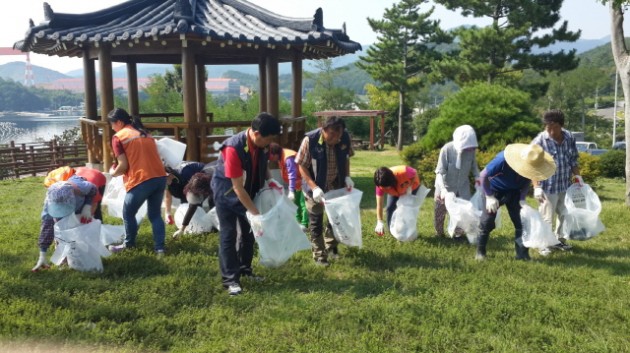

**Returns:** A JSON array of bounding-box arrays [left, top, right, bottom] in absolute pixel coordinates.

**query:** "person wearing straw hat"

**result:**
[[433, 125, 480, 241], [32, 178, 97, 272], [532, 110, 581, 253], [476, 143, 556, 261]]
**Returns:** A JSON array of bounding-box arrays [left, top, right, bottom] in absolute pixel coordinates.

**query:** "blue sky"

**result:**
[[0, 0, 618, 73]]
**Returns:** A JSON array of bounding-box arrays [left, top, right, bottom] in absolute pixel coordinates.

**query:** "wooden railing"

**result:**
[[79, 113, 306, 169], [0, 140, 88, 179]]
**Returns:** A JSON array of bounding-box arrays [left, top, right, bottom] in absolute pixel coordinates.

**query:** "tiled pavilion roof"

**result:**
[[14, 0, 362, 64]]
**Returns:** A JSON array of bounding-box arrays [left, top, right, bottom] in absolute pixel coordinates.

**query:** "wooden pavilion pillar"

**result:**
[[82, 54, 98, 164], [265, 53, 279, 118], [258, 58, 268, 113], [126, 62, 140, 116], [98, 45, 114, 169], [291, 53, 302, 118], [380, 113, 386, 150], [370, 116, 375, 150], [182, 44, 199, 161], [196, 64, 207, 122]]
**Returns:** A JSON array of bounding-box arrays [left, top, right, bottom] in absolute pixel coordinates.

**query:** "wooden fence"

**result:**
[[0, 140, 88, 179]]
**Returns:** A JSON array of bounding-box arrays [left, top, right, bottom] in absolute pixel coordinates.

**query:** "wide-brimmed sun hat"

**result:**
[[47, 181, 76, 218], [504, 143, 556, 181]]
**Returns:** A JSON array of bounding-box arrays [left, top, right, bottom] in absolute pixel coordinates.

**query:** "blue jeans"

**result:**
[[123, 176, 167, 251]]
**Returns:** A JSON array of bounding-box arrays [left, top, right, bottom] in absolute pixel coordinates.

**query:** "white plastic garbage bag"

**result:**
[[561, 183, 605, 240], [156, 137, 186, 169], [323, 188, 363, 248], [249, 188, 310, 267], [445, 192, 482, 244], [520, 204, 558, 250], [469, 188, 502, 229], [205, 207, 220, 231], [51, 215, 111, 272], [390, 185, 430, 242], [174, 203, 214, 234], [100, 224, 125, 246], [102, 175, 146, 224]]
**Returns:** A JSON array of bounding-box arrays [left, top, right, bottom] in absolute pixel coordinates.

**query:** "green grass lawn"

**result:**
[[1, 149, 629, 353]]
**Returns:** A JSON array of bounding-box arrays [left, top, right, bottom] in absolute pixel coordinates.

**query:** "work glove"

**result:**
[[287, 191, 295, 201], [246, 211, 264, 237], [312, 187, 325, 203], [406, 187, 413, 196], [374, 220, 384, 236], [172, 228, 184, 239], [80, 205, 92, 224], [165, 211, 175, 225], [534, 187, 545, 203], [266, 178, 283, 191], [31, 251, 50, 272], [485, 195, 499, 213], [345, 176, 354, 191], [574, 175, 584, 186]]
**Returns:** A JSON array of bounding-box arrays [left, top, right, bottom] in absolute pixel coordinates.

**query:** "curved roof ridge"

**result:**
[[219, 0, 315, 32]]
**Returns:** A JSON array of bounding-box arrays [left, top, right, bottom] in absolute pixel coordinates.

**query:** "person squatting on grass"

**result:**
[[211, 112, 282, 296], [268, 143, 309, 230], [107, 108, 168, 255], [165, 161, 216, 238], [531, 110, 582, 254], [296, 115, 354, 267], [373, 165, 421, 236], [476, 144, 556, 261], [433, 125, 480, 240], [32, 175, 97, 272]]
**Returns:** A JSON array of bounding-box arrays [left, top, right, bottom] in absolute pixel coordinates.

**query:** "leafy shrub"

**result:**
[[598, 150, 626, 178], [578, 152, 601, 184]]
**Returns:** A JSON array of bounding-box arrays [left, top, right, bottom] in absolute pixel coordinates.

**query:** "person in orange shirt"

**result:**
[[373, 165, 421, 236]]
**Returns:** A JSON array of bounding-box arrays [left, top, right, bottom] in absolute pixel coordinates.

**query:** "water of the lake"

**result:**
[[0, 113, 81, 145]]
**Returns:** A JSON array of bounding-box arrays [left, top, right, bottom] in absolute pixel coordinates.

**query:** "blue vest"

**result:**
[[211, 131, 268, 212], [168, 161, 205, 201], [302, 128, 351, 194]]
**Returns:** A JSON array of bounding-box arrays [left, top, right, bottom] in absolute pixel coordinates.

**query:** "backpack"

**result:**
[[44, 166, 76, 187]]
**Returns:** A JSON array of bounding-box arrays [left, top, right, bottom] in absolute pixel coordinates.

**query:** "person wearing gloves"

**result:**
[[296, 115, 354, 267], [476, 143, 556, 261], [107, 108, 168, 255], [373, 166, 421, 236], [32, 178, 97, 272], [75, 167, 107, 221], [531, 109, 581, 253], [434, 125, 480, 240], [172, 171, 215, 238], [164, 161, 213, 226], [268, 143, 308, 230], [211, 112, 281, 296]]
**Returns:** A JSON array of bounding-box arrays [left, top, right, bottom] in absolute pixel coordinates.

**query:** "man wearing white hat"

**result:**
[[476, 143, 556, 260]]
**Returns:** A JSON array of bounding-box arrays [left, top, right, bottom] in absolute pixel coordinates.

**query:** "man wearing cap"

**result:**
[[476, 143, 556, 261], [532, 110, 581, 253], [32, 177, 97, 272]]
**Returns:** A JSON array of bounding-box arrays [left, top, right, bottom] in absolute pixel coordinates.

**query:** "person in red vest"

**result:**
[[268, 143, 308, 230], [373, 166, 421, 236], [107, 108, 167, 255]]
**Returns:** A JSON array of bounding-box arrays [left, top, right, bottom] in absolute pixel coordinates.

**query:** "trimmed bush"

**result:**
[[598, 150, 626, 178]]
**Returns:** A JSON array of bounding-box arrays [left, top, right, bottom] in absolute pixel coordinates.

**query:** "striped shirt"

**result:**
[[532, 129, 579, 194]]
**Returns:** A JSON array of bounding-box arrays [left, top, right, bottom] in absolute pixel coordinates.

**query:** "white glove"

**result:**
[[374, 220, 384, 236], [534, 187, 545, 203], [574, 175, 584, 186], [485, 195, 499, 213], [312, 187, 325, 203], [246, 211, 264, 237], [519, 200, 527, 207], [287, 191, 295, 201], [345, 176, 354, 191], [80, 205, 92, 224], [173, 228, 184, 239], [31, 251, 50, 272]]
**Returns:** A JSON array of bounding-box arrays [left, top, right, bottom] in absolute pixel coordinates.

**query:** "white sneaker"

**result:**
[[227, 284, 242, 296], [108, 244, 126, 253], [539, 248, 552, 256]]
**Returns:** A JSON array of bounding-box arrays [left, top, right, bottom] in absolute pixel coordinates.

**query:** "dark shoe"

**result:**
[[515, 256, 531, 261], [453, 235, 469, 244], [328, 248, 340, 260], [314, 258, 330, 267], [227, 284, 242, 296], [551, 241, 572, 251]]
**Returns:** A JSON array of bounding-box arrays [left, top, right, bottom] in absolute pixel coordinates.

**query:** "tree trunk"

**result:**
[[609, 3, 630, 205], [397, 90, 404, 151]]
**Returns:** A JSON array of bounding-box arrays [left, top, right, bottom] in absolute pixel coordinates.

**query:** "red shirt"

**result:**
[[222, 129, 259, 179]]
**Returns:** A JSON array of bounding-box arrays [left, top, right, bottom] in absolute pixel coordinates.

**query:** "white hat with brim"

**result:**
[[47, 182, 76, 218], [504, 143, 556, 181]]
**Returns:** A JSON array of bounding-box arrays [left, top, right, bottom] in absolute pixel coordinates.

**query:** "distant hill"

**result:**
[[0, 61, 70, 85]]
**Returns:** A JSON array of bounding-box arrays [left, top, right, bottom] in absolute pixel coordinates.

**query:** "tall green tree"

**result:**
[[434, 0, 580, 86], [358, 0, 452, 150], [304, 59, 356, 111]]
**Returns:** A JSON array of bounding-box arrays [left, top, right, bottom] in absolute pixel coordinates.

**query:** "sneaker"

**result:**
[[551, 241, 572, 251], [539, 248, 552, 256], [108, 244, 126, 253], [475, 252, 486, 261], [314, 258, 330, 267], [328, 248, 340, 260], [227, 284, 242, 296], [155, 249, 165, 258]]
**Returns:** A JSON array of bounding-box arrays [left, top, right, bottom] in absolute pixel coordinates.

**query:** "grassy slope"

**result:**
[[0, 149, 629, 353]]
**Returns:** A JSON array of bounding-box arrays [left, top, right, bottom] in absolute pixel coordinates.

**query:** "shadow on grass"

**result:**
[[540, 246, 630, 276]]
